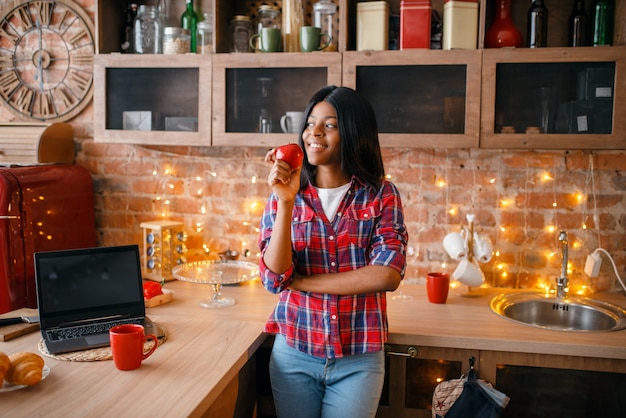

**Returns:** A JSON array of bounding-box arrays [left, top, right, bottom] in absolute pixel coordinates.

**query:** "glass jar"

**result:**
[[257, 5, 281, 31], [197, 12, 213, 54], [133, 5, 162, 54], [163, 27, 190, 54], [229, 15, 254, 53], [313, 0, 338, 51]]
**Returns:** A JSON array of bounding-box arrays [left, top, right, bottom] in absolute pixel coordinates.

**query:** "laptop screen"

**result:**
[[34, 245, 145, 327]]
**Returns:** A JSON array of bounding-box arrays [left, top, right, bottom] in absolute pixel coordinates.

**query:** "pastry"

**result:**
[[0, 352, 9, 382], [5, 352, 45, 386]]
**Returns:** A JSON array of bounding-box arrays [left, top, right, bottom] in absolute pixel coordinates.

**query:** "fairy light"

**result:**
[[448, 207, 458, 216], [541, 171, 553, 182], [437, 178, 447, 188]]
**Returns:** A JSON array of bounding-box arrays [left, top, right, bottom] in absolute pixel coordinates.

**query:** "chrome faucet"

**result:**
[[556, 230, 569, 300]]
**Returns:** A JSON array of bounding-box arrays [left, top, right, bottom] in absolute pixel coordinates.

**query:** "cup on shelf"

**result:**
[[426, 272, 450, 304], [280, 111, 304, 134], [452, 259, 485, 287], [443, 231, 468, 261], [299, 26, 332, 52], [249, 27, 282, 52], [110, 324, 159, 371], [473, 233, 493, 263]]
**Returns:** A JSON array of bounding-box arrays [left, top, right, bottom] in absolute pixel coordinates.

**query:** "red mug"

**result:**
[[109, 324, 158, 371], [426, 272, 450, 304]]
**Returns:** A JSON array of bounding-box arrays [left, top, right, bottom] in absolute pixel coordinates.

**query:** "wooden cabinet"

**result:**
[[378, 344, 479, 418], [381, 344, 626, 418], [93, 54, 211, 146], [480, 46, 625, 149], [92, 0, 626, 149], [211, 52, 342, 147], [342, 49, 482, 148]]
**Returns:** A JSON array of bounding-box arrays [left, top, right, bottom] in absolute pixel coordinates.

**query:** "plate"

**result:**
[[172, 260, 260, 285], [0, 365, 50, 392]]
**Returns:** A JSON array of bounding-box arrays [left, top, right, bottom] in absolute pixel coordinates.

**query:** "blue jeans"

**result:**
[[269, 334, 385, 418]]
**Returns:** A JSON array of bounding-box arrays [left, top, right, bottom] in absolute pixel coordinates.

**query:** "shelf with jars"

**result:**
[[92, 0, 626, 149]]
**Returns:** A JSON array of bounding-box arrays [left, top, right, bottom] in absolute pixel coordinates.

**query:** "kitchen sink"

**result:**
[[490, 292, 626, 332]]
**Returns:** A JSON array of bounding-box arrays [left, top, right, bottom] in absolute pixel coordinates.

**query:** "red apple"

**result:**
[[275, 143, 304, 170]]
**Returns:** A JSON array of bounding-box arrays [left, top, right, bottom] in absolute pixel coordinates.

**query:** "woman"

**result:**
[[259, 85, 408, 418]]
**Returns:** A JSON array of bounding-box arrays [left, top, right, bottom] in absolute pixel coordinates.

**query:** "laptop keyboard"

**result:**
[[46, 318, 144, 342]]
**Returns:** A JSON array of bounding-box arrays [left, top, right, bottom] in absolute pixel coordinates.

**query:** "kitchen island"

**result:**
[[2, 278, 625, 417]]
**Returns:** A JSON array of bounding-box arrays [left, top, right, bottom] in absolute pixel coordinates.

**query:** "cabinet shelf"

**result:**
[[480, 46, 625, 149], [343, 49, 482, 148], [211, 52, 342, 147], [93, 54, 212, 146], [92, 1, 625, 149]]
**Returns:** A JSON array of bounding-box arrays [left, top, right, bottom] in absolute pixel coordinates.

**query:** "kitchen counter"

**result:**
[[2, 278, 625, 416]]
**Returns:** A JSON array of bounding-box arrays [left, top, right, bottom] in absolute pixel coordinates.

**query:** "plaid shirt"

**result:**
[[259, 176, 408, 358]]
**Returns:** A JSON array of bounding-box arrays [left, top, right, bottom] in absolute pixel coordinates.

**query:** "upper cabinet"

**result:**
[[93, 0, 626, 149]]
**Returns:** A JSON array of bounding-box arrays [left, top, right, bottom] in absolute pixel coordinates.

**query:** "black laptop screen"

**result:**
[[34, 245, 144, 320]]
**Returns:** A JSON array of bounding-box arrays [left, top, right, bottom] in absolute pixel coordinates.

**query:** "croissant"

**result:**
[[5, 352, 45, 386], [0, 352, 9, 382]]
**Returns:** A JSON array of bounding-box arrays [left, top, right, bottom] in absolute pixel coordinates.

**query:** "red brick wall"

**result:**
[[1, 0, 624, 293]]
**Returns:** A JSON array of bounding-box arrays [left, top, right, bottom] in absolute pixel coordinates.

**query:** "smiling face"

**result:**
[[302, 101, 342, 170]]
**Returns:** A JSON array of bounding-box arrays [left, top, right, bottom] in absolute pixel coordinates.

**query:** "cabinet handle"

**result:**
[[384, 345, 417, 358]]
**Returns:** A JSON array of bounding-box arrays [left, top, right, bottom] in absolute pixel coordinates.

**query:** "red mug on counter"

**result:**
[[110, 324, 158, 371], [426, 272, 450, 304]]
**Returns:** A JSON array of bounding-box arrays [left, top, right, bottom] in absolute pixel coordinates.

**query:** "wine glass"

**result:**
[[392, 245, 418, 302]]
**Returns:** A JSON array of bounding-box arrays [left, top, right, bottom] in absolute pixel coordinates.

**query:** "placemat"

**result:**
[[37, 324, 167, 362]]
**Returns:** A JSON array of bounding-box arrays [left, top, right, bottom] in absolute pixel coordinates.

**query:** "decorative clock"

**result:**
[[0, 0, 95, 122]]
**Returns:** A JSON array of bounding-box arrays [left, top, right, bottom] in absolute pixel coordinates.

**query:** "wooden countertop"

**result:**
[[2, 278, 625, 416]]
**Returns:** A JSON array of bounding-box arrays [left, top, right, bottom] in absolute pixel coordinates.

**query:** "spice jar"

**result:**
[[133, 5, 162, 54], [229, 15, 254, 53], [163, 27, 190, 54]]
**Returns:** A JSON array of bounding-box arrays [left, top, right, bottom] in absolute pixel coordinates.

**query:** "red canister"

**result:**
[[400, 0, 432, 49]]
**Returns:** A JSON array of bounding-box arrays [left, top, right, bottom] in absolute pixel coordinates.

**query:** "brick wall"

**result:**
[[74, 133, 626, 294], [1, 0, 624, 294]]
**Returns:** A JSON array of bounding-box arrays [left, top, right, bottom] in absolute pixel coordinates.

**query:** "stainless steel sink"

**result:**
[[490, 292, 626, 332]]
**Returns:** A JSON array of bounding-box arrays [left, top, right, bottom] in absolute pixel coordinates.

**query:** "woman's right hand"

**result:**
[[265, 148, 301, 202]]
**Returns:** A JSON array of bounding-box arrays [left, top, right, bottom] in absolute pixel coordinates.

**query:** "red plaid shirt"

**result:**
[[259, 177, 407, 358]]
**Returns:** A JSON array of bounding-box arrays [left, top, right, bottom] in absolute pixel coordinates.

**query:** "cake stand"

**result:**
[[172, 260, 260, 308]]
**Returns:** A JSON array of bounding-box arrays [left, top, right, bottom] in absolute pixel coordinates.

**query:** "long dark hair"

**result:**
[[298, 86, 385, 191]]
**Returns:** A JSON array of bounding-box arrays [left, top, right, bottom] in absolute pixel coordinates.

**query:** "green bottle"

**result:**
[[181, 0, 199, 52], [592, 0, 614, 46]]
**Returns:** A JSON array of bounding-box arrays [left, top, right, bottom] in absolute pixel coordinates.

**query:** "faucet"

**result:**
[[556, 230, 568, 300]]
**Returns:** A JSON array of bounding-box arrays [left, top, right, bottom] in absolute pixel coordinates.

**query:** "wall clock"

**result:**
[[0, 0, 95, 122]]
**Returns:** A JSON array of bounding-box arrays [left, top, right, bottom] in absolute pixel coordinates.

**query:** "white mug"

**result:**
[[280, 111, 304, 134], [452, 259, 485, 287], [443, 231, 468, 261], [473, 233, 493, 263]]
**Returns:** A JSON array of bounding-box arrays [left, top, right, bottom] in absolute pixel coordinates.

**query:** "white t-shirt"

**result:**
[[315, 183, 351, 221]]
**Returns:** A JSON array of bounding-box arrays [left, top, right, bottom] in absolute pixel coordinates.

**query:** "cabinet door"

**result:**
[[93, 54, 212, 146], [480, 47, 626, 149], [479, 351, 626, 418], [379, 344, 479, 418], [343, 50, 481, 148], [211, 52, 342, 147]]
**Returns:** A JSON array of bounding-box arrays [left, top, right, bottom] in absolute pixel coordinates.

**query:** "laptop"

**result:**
[[34, 244, 163, 354]]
